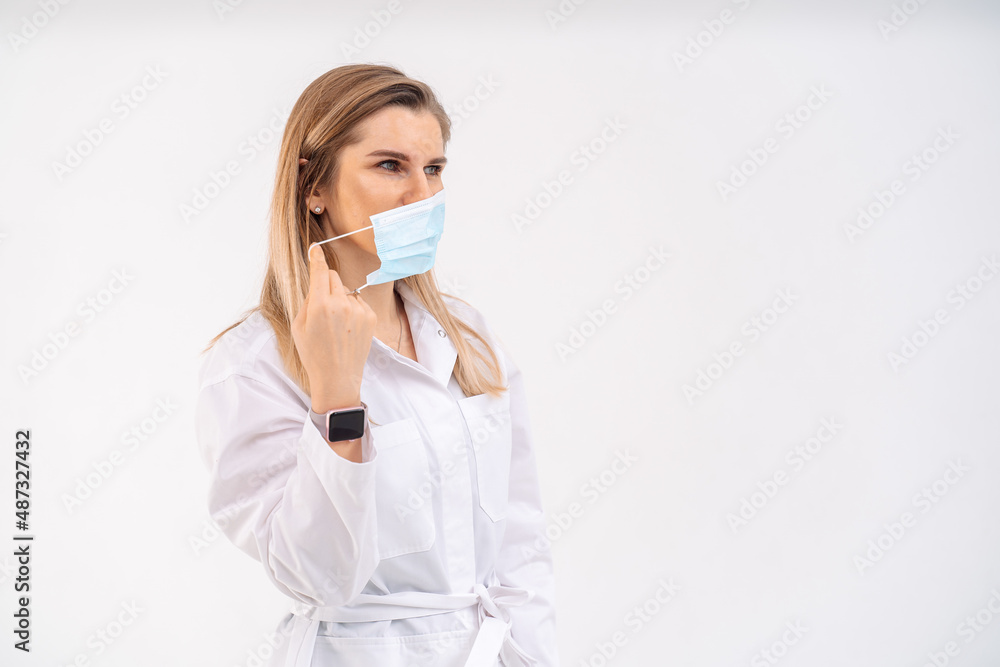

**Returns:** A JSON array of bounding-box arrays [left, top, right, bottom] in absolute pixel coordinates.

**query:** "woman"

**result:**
[[194, 63, 559, 667]]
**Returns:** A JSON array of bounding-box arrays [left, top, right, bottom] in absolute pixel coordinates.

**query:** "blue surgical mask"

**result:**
[[310, 189, 445, 294]]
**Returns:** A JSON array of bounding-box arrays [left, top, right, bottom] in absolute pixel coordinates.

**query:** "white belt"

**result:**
[[283, 582, 538, 667]]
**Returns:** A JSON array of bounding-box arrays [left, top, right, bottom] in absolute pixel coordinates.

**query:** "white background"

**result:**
[[2, 1, 1000, 665]]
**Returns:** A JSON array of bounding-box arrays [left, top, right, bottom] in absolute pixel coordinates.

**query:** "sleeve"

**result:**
[[492, 349, 560, 666], [194, 367, 381, 608]]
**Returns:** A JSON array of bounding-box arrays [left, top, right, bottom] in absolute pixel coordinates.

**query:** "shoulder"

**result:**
[[439, 292, 518, 379], [197, 310, 303, 399]]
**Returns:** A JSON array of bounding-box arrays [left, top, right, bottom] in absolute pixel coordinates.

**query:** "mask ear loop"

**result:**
[[308, 230, 373, 297]]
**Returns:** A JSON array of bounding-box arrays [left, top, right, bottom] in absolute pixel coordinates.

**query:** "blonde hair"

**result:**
[[201, 63, 506, 398]]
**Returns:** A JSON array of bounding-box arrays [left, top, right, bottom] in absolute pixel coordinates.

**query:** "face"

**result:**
[[309, 106, 446, 257]]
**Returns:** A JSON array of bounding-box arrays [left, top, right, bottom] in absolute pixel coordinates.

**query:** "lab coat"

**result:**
[[195, 281, 559, 667]]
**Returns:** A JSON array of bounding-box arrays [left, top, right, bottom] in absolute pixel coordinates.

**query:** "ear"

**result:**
[[306, 184, 327, 214], [300, 160, 327, 213]]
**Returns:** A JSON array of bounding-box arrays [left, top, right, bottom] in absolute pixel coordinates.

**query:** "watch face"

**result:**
[[328, 409, 366, 442]]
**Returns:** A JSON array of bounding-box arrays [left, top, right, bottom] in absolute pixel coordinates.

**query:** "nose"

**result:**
[[402, 170, 435, 206]]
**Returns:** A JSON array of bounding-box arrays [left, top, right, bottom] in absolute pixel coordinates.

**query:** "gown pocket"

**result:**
[[371, 418, 436, 559], [457, 392, 512, 522]]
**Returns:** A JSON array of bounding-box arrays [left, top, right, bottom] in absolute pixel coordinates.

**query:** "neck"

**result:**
[[371, 284, 410, 349]]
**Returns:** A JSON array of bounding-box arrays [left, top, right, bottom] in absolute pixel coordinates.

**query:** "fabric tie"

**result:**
[[464, 583, 539, 667], [284, 581, 538, 667]]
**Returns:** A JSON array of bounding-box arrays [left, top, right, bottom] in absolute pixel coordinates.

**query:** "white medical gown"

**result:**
[[194, 281, 559, 667]]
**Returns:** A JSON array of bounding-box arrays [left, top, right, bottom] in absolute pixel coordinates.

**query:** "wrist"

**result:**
[[311, 393, 362, 414], [309, 402, 368, 445]]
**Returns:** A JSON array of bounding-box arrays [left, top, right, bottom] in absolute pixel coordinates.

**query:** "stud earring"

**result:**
[[314, 207, 322, 213]]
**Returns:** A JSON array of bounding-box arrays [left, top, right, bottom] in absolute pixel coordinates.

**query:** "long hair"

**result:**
[[201, 63, 506, 398]]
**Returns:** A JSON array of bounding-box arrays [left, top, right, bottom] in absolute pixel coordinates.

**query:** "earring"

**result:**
[[314, 207, 322, 213]]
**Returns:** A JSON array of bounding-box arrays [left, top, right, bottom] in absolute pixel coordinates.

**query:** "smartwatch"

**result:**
[[309, 404, 367, 443]]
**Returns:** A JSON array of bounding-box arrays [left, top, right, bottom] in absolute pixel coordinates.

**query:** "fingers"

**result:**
[[307, 243, 330, 298], [307, 243, 347, 298]]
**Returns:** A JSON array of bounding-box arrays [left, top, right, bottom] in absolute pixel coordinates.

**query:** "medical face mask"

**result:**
[[310, 188, 445, 294]]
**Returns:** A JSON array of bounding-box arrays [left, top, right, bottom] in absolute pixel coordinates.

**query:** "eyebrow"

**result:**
[[366, 149, 447, 165]]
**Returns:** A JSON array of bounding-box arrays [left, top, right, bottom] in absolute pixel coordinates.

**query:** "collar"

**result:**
[[378, 281, 457, 389]]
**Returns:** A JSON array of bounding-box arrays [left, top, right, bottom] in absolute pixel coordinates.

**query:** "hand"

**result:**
[[291, 244, 377, 412]]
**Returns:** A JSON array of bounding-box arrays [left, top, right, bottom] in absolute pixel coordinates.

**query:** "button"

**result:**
[[438, 329, 447, 337]]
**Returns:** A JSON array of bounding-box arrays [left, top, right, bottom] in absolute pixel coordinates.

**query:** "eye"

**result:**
[[377, 160, 444, 177]]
